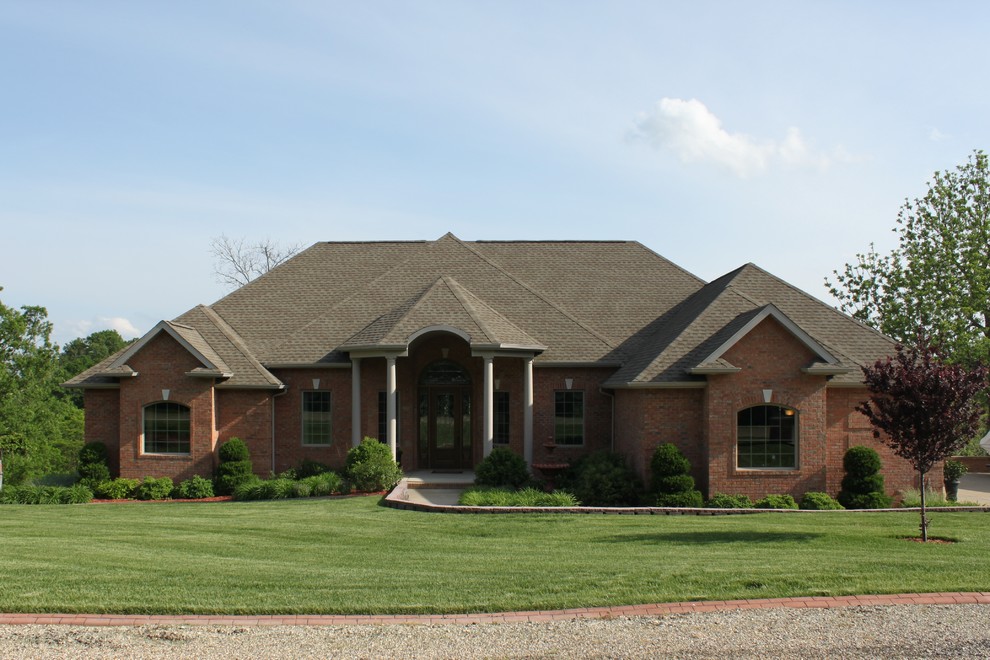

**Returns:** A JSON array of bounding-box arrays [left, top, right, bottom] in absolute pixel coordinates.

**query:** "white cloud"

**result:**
[[929, 127, 949, 142], [65, 317, 142, 341], [629, 98, 836, 177]]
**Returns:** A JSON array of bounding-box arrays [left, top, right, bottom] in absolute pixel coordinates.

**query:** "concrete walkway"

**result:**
[[959, 472, 990, 505], [1, 593, 988, 627]]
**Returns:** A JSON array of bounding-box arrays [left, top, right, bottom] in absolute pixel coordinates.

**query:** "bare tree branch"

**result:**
[[210, 235, 302, 289]]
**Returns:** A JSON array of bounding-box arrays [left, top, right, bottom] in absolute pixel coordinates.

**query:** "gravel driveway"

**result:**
[[2, 604, 989, 658]]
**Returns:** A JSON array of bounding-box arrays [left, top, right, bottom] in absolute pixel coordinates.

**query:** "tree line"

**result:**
[[0, 288, 129, 485]]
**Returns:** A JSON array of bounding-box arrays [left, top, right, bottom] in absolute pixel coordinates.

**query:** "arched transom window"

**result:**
[[143, 402, 191, 455], [737, 405, 797, 469]]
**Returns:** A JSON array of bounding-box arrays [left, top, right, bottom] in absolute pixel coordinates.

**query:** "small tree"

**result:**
[[858, 334, 988, 541]]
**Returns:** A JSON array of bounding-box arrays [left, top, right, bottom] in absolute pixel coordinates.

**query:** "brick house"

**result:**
[[65, 233, 917, 499]]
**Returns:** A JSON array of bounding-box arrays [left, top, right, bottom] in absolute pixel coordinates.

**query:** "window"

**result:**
[[494, 391, 510, 445], [378, 391, 400, 443], [737, 405, 797, 469], [554, 391, 584, 446], [302, 391, 332, 446], [143, 402, 190, 454]]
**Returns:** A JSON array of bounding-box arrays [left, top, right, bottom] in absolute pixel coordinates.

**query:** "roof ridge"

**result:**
[[733, 262, 896, 346], [267, 241, 433, 353], [198, 305, 282, 386], [441, 276, 496, 343], [453, 236, 619, 351]]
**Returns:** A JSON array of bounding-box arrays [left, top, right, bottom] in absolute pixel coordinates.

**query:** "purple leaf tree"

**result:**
[[857, 333, 988, 541]]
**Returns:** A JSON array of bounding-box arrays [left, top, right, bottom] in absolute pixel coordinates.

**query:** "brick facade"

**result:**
[[83, 322, 919, 502], [116, 333, 217, 482]]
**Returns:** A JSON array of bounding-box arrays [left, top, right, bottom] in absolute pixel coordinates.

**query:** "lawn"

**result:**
[[0, 496, 988, 615]]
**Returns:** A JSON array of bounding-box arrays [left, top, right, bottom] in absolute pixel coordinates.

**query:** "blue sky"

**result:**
[[2, 1, 988, 345]]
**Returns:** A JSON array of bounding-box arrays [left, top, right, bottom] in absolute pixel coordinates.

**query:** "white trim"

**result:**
[[406, 325, 471, 344], [110, 321, 220, 372], [698, 305, 839, 367]]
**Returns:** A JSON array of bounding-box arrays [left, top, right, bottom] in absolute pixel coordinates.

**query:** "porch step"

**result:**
[[403, 469, 475, 490]]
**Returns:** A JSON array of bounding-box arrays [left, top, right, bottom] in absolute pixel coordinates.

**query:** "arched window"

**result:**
[[143, 402, 191, 454], [737, 405, 797, 469], [418, 359, 471, 386]]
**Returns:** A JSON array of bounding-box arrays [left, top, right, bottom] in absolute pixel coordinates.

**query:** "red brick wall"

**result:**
[[703, 317, 828, 499], [532, 367, 615, 465], [116, 333, 217, 482], [270, 368, 353, 474], [826, 387, 924, 498], [614, 388, 705, 491], [216, 390, 275, 477], [83, 389, 121, 476]]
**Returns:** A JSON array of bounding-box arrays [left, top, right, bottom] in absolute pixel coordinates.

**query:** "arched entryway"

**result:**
[[418, 360, 472, 469]]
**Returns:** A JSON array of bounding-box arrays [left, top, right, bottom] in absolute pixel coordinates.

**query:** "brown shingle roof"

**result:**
[[67, 235, 894, 390]]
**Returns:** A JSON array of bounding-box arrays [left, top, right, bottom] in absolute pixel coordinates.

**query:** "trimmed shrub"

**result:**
[[754, 494, 799, 509], [216, 438, 255, 495], [345, 438, 403, 492], [657, 490, 704, 508], [650, 443, 691, 479], [136, 477, 174, 501], [95, 478, 140, 500], [706, 493, 753, 509], [218, 437, 250, 463], [458, 486, 579, 507], [838, 446, 892, 509], [559, 452, 641, 507], [474, 447, 530, 490], [651, 443, 703, 507], [77, 442, 111, 489], [176, 475, 215, 499], [799, 492, 844, 510], [78, 441, 109, 467]]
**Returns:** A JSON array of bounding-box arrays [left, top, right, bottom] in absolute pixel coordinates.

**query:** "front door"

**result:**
[[419, 387, 472, 469]]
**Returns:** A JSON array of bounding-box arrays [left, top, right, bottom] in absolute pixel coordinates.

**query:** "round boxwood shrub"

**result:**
[[176, 475, 215, 499], [558, 452, 641, 506], [838, 446, 892, 509], [705, 492, 753, 509], [754, 494, 799, 509], [651, 443, 703, 507], [94, 477, 140, 500], [474, 447, 530, 490], [345, 437, 403, 492], [799, 491, 844, 510], [215, 437, 255, 495], [136, 477, 174, 501]]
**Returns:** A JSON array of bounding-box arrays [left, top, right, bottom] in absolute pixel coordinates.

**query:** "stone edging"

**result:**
[[384, 479, 990, 515]]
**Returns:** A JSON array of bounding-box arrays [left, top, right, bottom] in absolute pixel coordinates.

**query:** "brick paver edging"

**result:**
[[2, 593, 988, 627], [386, 479, 990, 515]]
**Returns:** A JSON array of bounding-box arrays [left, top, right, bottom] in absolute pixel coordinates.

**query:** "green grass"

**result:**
[[0, 497, 988, 615]]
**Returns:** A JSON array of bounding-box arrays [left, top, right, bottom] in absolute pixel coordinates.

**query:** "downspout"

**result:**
[[271, 386, 288, 474], [599, 387, 615, 452]]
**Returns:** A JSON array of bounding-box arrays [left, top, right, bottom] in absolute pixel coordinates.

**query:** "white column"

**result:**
[[483, 355, 494, 458], [523, 356, 534, 467], [351, 357, 362, 447], [386, 356, 397, 460]]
